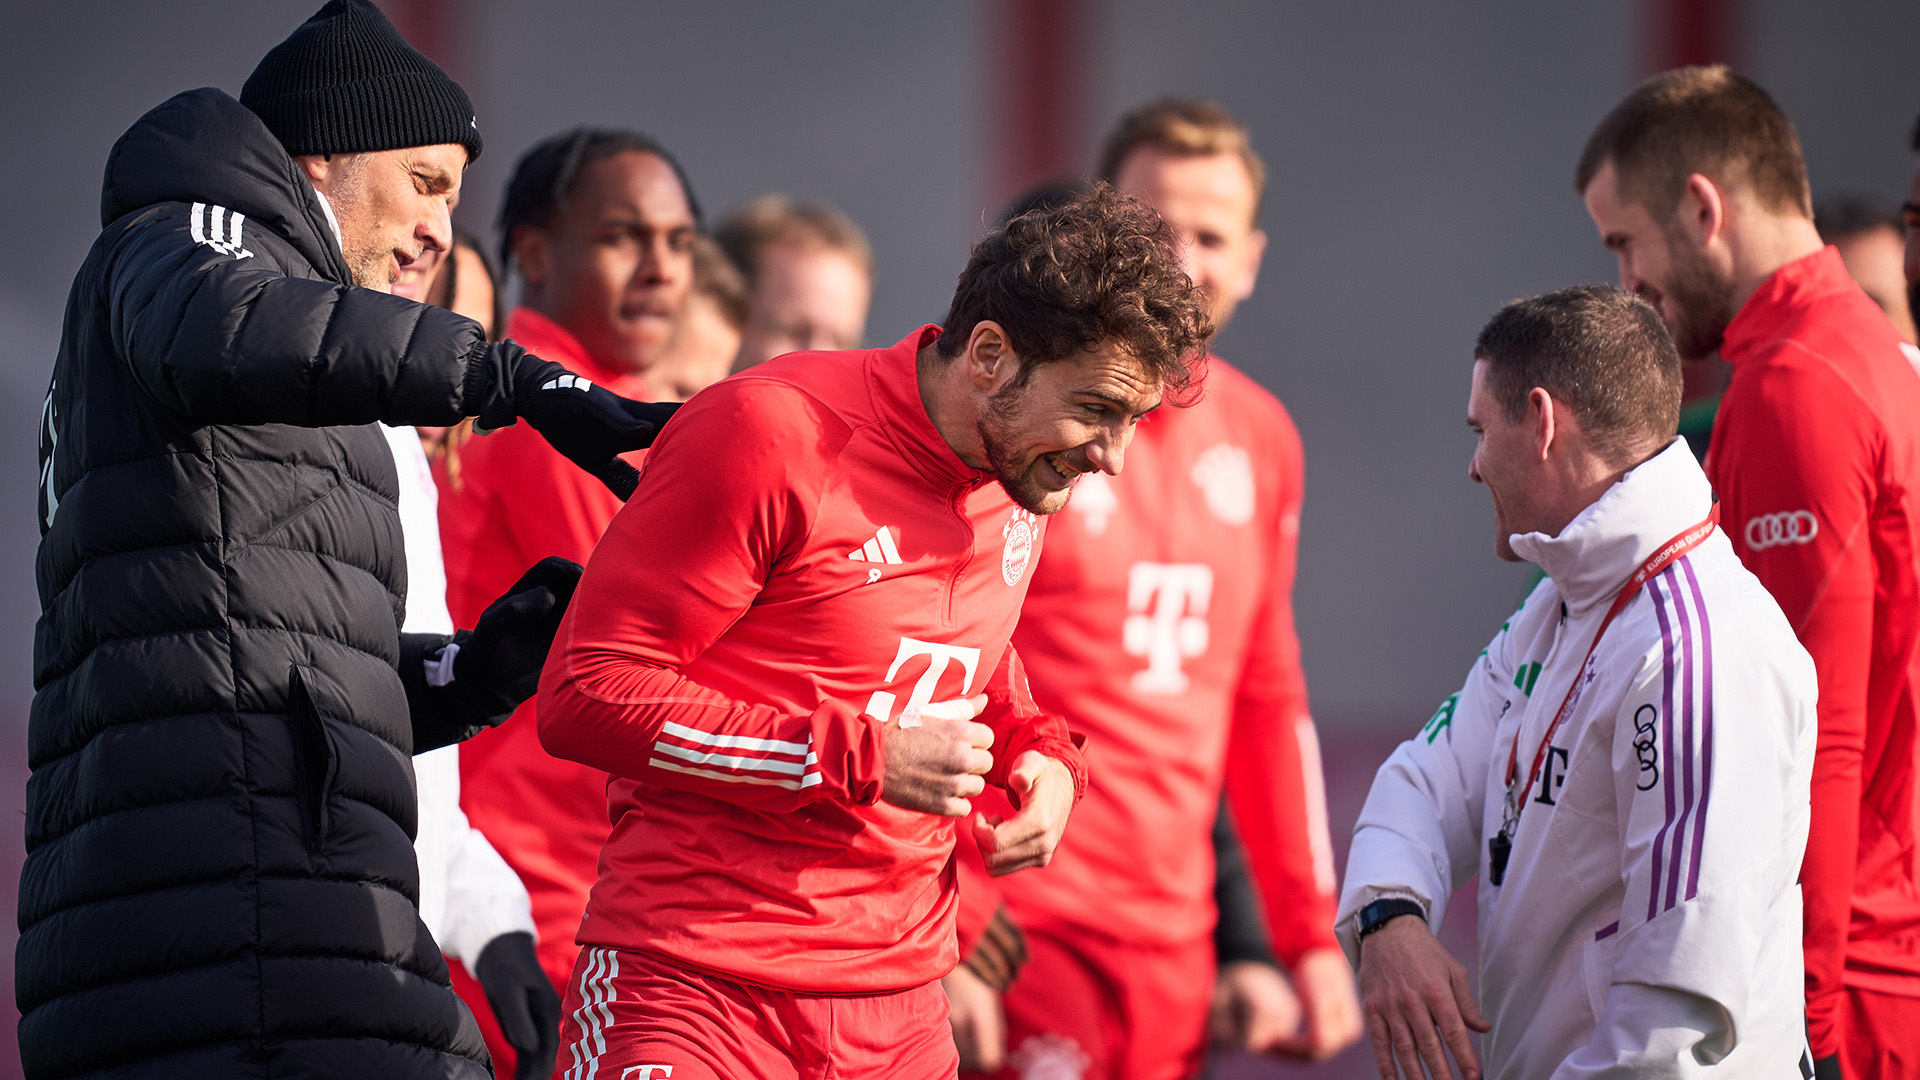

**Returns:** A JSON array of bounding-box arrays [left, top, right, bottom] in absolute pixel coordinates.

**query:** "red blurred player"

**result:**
[[949, 100, 1362, 1080], [434, 126, 700, 1074], [537, 187, 1209, 1078], [1580, 68, 1920, 1080]]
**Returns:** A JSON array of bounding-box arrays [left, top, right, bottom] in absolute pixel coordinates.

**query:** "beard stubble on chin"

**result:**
[[977, 381, 1065, 516], [325, 156, 400, 292], [1658, 225, 1738, 360]]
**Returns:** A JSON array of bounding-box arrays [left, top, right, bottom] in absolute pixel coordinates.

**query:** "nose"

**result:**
[[1468, 449, 1483, 485], [1615, 254, 1639, 294], [638, 233, 679, 285], [1085, 426, 1131, 477], [419, 201, 452, 256]]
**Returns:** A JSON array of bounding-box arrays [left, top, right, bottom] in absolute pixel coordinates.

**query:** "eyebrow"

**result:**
[[1078, 389, 1160, 416]]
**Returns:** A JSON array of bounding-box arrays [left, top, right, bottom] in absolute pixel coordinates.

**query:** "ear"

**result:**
[[1529, 387, 1557, 462], [963, 321, 1021, 392], [1678, 173, 1726, 247], [1236, 228, 1268, 302], [512, 225, 551, 291], [293, 153, 331, 191]]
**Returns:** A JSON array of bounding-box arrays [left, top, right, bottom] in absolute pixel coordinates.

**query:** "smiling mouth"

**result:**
[[1038, 453, 1083, 489]]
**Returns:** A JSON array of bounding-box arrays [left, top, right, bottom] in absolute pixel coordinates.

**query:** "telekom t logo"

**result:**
[[1122, 562, 1214, 695], [620, 1067, 672, 1079], [864, 637, 983, 724]]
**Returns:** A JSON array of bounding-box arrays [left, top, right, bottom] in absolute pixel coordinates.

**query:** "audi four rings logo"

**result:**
[[1745, 510, 1818, 551]]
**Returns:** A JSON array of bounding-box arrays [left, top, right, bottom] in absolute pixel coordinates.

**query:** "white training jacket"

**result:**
[[383, 425, 538, 966], [1338, 439, 1816, 1078]]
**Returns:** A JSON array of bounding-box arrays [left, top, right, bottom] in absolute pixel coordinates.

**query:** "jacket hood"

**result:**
[[1510, 438, 1717, 613], [99, 87, 349, 284]]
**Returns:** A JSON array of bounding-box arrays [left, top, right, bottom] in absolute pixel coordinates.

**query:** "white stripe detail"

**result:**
[[659, 720, 810, 756], [650, 740, 814, 777], [209, 205, 226, 249], [874, 525, 903, 564], [189, 203, 206, 245], [650, 758, 825, 790], [227, 211, 246, 255], [862, 537, 883, 562], [564, 947, 620, 1080], [1294, 714, 1338, 896]]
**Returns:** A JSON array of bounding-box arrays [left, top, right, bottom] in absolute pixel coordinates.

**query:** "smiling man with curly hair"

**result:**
[[535, 184, 1210, 1080]]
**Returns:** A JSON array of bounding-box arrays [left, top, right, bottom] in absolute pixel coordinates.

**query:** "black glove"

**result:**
[[463, 342, 680, 500], [474, 931, 562, 1080], [961, 903, 1030, 991], [449, 556, 583, 720]]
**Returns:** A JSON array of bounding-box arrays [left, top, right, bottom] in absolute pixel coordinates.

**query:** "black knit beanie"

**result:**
[[241, 0, 482, 161]]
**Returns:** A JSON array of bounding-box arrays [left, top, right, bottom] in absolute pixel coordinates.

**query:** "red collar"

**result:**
[[866, 325, 991, 490], [1720, 246, 1853, 364], [505, 307, 652, 398]]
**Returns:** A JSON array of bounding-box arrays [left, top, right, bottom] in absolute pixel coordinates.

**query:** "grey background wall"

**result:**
[[1, 2, 1915, 1075]]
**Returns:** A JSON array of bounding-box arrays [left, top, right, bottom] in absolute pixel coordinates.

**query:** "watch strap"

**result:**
[[1356, 897, 1427, 941]]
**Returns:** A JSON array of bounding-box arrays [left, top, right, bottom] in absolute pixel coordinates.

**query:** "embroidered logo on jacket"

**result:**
[[1002, 509, 1036, 585], [188, 202, 253, 260], [1191, 443, 1255, 525]]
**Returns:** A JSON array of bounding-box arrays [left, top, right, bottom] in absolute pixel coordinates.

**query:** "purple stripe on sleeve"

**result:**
[[1647, 574, 1680, 923], [1681, 557, 1714, 900], [1664, 566, 1698, 913], [1595, 920, 1621, 940]]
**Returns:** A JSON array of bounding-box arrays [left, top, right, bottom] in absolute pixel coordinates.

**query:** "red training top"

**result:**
[[436, 307, 644, 993], [537, 326, 1089, 993], [1706, 247, 1920, 1056], [958, 359, 1338, 965]]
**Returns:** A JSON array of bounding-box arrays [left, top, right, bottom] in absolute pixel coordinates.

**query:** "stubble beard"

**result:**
[[977, 384, 1070, 516], [1657, 225, 1738, 361], [326, 156, 397, 292]]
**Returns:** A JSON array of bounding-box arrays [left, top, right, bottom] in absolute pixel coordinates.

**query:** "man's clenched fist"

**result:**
[[880, 695, 991, 816]]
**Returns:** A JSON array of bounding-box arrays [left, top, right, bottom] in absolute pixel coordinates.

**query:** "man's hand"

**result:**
[[880, 695, 991, 816], [942, 964, 1007, 1073], [1211, 961, 1302, 1053], [1269, 946, 1364, 1060], [465, 346, 679, 499], [449, 556, 583, 720], [972, 751, 1074, 875], [1358, 915, 1490, 1080], [473, 931, 562, 1080]]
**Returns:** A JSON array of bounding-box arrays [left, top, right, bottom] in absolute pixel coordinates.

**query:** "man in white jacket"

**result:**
[[1339, 285, 1817, 1080]]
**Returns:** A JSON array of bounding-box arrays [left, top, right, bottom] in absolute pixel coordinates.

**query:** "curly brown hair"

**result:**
[[938, 182, 1212, 402]]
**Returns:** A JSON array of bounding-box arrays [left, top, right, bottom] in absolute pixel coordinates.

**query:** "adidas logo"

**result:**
[[541, 374, 593, 392], [189, 202, 253, 260], [847, 526, 903, 565]]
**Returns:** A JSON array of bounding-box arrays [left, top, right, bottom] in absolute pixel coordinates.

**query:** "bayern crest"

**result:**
[[1191, 443, 1255, 525], [1002, 509, 1036, 585]]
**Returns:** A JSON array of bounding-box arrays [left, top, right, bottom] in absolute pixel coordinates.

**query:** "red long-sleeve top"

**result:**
[[958, 359, 1338, 965], [435, 307, 644, 993], [1707, 247, 1920, 1056], [537, 326, 1087, 993]]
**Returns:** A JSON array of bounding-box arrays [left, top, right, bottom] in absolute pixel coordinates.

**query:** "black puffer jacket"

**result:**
[[21, 88, 500, 1079]]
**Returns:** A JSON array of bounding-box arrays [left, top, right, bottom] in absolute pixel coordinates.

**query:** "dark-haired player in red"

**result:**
[[948, 101, 1361, 1080], [538, 187, 1211, 1079], [1581, 68, 1920, 1079]]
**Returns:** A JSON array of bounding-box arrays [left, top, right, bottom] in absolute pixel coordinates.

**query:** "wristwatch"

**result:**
[[1356, 898, 1427, 942]]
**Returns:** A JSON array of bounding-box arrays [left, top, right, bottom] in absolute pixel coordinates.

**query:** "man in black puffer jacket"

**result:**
[[20, 3, 678, 1076]]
